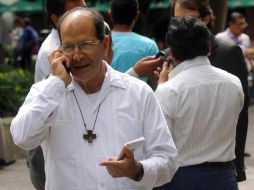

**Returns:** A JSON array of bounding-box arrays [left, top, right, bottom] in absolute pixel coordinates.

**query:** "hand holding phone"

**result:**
[[118, 137, 145, 160], [48, 50, 72, 87], [155, 50, 166, 59]]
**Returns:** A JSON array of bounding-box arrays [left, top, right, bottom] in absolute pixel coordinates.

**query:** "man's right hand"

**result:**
[[133, 56, 163, 78], [48, 50, 72, 87], [154, 61, 173, 85]]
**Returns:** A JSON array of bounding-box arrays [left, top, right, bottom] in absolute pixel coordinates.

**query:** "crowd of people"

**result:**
[[3, 0, 254, 190], [0, 16, 39, 69]]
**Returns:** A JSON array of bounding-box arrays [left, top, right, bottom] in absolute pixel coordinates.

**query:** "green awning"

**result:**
[[150, 0, 170, 9], [0, 2, 10, 13], [228, 0, 254, 8], [0, 0, 43, 13], [86, 0, 170, 12]]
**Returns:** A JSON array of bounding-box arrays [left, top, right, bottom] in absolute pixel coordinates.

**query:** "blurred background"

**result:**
[[1, 0, 254, 56], [0, 1, 254, 189]]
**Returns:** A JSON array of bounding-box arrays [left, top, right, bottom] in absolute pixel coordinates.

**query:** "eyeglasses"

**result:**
[[60, 40, 100, 55]]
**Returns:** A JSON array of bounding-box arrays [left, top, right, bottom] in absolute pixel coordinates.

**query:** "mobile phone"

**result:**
[[155, 50, 166, 59], [62, 60, 71, 73], [118, 137, 145, 160]]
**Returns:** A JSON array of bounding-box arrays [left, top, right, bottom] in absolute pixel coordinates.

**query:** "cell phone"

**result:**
[[62, 60, 71, 73], [118, 137, 145, 160], [155, 50, 166, 59]]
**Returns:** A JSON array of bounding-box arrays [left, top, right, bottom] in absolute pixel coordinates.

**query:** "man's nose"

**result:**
[[72, 46, 83, 61]]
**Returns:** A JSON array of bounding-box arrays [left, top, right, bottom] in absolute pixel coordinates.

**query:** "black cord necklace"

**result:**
[[72, 91, 102, 143]]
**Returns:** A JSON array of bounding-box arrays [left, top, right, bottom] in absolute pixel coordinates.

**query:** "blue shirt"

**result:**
[[111, 32, 159, 81]]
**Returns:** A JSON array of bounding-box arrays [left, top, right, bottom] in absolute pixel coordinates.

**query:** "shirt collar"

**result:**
[[51, 28, 59, 38], [168, 56, 210, 80], [226, 28, 243, 45], [66, 61, 127, 92]]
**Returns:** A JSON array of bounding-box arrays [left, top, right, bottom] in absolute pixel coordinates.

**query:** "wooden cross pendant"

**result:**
[[83, 130, 96, 143]]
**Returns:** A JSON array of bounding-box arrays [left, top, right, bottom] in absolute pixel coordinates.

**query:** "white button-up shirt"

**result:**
[[34, 28, 60, 82], [155, 56, 244, 167], [11, 65, 178, 190]]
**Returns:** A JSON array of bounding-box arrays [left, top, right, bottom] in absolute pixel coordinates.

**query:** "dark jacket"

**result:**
[[209, 34, 249, 182]]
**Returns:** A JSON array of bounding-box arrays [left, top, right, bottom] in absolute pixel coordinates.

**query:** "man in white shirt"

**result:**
[[11, 7, 178, 190], [30, 1, 86, 189], [155, 16, 243, 190], [32, 0, 163, 188]]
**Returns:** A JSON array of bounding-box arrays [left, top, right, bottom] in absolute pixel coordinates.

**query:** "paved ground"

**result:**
[[0, 106, 253, 190], [238, 105, 254, 189]]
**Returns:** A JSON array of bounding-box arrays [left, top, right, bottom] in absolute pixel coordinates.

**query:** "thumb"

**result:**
[[123, 145, 134, 159]]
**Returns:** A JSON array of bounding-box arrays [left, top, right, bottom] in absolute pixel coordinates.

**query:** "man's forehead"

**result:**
[[61, 10, 93, 30]]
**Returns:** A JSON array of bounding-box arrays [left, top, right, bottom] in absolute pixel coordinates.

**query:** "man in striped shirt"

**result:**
[[155, 16, 243, 190]]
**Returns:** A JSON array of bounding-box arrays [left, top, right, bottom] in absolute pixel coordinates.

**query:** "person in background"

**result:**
[[10, 17, 23, 67], [20, 17, 39, 70], [155, 15, 243, 190], [167, 0, 249, 183], [0, 15, 9, 65], [216, 12, 254, 105], [10, 7, 178, 190], [109, 0, 159, 87], [216, 12, 254, 71]]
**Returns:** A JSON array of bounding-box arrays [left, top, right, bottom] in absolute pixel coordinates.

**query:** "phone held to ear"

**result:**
[[155, 50, 166, 59], [156, 49, 173, 66], [62, 60, 71, 73]]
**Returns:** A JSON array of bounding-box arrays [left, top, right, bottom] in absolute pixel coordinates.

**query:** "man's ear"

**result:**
[[168, 48, 180, 65], [201, 15, 212, 26], [103, 35, 111, 60]]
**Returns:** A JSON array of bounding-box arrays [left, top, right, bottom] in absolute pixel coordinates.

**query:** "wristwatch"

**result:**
[[133, 164, 144, 182]]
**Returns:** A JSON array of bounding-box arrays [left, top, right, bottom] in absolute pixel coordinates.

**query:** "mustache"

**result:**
[[70, 56, 93, 65]]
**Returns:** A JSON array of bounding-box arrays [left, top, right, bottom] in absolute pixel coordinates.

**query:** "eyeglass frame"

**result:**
[[60, 39, 101, 55]]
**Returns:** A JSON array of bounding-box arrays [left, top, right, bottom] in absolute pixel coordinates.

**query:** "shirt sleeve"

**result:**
[[138, 86, 179, 188], [34, 50, 51, 83], [126, 67, 139, 78], [149, 40, 159, 56], [10, 76, 66, 150]]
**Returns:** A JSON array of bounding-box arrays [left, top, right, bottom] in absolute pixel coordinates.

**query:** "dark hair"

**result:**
[[110, 0, 139, 25], [166, 16, 210, 61], [228, 12, 244, 23], [171, 0, 215, 30], [57, 7, 105, 43], [23, 17, 31, 26], [46, 0, 86, 28], [46, 0, 67, 27]]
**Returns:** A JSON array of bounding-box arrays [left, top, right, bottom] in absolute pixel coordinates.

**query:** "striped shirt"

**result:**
[[155, 56, 244, 166]]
